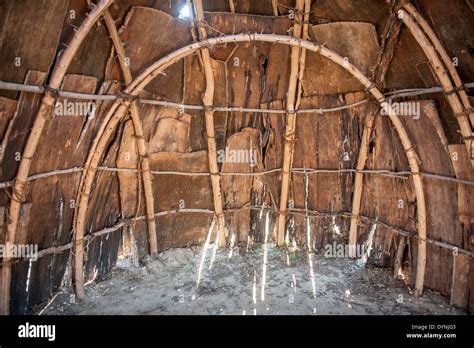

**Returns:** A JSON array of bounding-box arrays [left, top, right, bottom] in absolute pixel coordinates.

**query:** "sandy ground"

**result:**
[[40, 244, 466, 315]]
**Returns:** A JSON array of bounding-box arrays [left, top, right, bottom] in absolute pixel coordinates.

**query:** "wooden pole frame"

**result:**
[[399, 8, 473, 165], [192, 0, 226, 247], [1, 79, 473, 113], [71, 11, 158, 301], [74, 8, 160, 300], [2, 165, 473, 189], [102, 10, 158, 254], [6, 205, 469, 267], [0, 0, 113, 315], [348, 5, 471, 296], [404, 4, 474, 128], [276, 0, 305, 246], [348, 5, 404, 258], [70, 32, 428, 298]]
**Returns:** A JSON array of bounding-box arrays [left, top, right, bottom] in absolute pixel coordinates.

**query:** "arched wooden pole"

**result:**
[[404, 4, 474, 128], [379, 101, 427, 297], [277, 0, 305, 246], [73, 10, 158, 300], [192, 0, 226, 247], [73, 33, 427, 297], [399, 8, 473, 165], [0, 0, 113, 315]]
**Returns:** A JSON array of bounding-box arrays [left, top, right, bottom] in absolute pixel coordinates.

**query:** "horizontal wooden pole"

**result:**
[[2, 167, 474, 189], [3, 205, 471, 266], [1, 80, 472, 115]]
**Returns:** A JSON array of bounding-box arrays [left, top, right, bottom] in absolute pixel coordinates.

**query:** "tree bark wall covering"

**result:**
[[0, 0, 472, 313]]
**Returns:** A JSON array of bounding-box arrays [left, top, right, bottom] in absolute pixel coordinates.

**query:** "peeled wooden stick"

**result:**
[[277, 0, 305, 246], [3, 80, 474, 107], [382, 100, 427, 297], [73, 12, 130, 297], [103, 11, 158, 254], [74, 104, 128, 299], [73, 32, 428, 297], [0, 0, 113, 315], [404, 4, 474, 127], [192, 0, 226, 247], [9, 207, 469, 265], [103, 11, 132, 84], [399, 9, 473, 165], [4, 166, 474, 188], [128, 103, 158, 253], [74, 9, 159, 300], [348, 111, 377, 256], [348, 10, 403, 257], [271, 0, 279, 16], [346, 8, 428, 294], [295, 0, 311, 110]]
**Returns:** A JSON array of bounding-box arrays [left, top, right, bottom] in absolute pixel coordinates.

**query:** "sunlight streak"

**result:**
[[228, 233, 236, 259], [260, 211, 270, 302], [196, 218, 215, 286], [307, 253, 316, 299], [208, 234, 219, 270], [360, 222, 377, 265]]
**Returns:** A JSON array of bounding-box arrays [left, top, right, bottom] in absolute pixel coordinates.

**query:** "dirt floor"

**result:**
[[40, 244, 467, 315]]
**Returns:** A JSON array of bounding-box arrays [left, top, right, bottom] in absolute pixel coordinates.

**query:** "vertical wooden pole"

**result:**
[[193, 0, 226, 247], [348, 114, 376, 255], [0, 0, 113, 315], [348, 8, 403, 257], [295, 0, 311, 109], [103, 11, 158, 254], [271, 0, 279, 16], [277, 0, 305, 246], [129, 103, 158, 254]]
